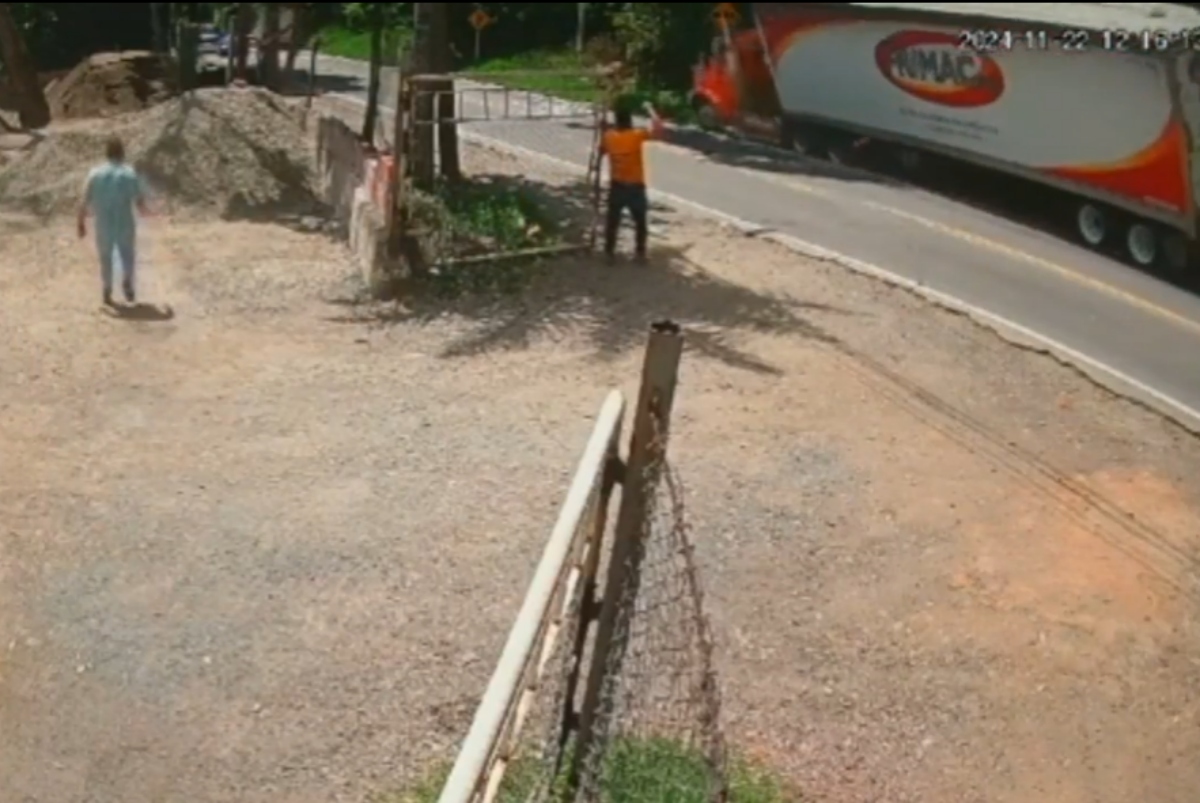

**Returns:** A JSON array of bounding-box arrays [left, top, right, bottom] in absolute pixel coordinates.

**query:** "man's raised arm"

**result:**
[[643, 102, 665, 139]]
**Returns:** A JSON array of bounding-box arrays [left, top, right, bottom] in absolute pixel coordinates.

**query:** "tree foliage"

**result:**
[[2, 3, 728, 91]]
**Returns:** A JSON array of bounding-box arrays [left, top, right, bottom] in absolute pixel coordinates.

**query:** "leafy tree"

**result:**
[[611, 3, 714, 90]]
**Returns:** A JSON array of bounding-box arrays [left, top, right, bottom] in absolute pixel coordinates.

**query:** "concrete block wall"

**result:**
[[315, 114, 398, 290]]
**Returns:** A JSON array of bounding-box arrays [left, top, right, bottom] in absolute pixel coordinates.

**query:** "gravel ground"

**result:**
[[2, 126, 1199, 803]]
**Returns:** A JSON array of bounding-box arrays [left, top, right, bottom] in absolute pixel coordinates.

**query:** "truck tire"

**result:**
[[781, 120, 824, 157], [693, 98, 720, 131], [1076, 203, 1109, 248], [1125, 220, 1159, 268]]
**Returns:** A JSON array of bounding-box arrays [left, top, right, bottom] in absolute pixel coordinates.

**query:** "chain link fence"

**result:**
[[438, 324, 728, 803], [571, 455, 728, 803]]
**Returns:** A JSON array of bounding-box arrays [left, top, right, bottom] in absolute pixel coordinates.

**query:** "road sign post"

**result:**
[[469, 7, 494, 61]]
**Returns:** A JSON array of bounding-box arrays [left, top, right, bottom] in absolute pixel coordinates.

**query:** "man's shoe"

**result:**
[[122, 281, 135, 303], [102, 289, 115, 307]]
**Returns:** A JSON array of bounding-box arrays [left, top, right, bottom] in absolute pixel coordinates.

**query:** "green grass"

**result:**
[[318, 25, 376, 60], [470, 49, 600, 104], [372, 737, 797, 803], [318, 24, 413, 61], [410, 179, 563, 297], [316, 32, 696, 123], [469, 49, 696, 123]]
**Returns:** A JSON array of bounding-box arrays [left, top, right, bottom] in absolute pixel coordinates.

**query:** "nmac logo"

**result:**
[[875, 30, 1005, 108]]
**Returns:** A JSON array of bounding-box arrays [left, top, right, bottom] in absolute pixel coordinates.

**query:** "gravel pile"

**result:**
[[47, 51, 175, 120], [0, 87, 317, 220]]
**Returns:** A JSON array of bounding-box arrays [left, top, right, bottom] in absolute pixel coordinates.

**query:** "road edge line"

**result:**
[[323, 91, 1200, 436]]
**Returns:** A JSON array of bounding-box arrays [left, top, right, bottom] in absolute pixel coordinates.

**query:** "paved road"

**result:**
[[310, 54, 1200, 426]]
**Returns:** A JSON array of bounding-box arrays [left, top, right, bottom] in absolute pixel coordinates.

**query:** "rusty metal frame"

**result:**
[[404, 75, 598, 126]]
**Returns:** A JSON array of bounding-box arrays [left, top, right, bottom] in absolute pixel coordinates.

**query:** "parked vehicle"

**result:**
[[197, 23, 223, 54], [692, 2, 1200, 274]]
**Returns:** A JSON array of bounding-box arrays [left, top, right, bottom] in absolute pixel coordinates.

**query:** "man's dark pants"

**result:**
[[604, 181, 649, 258]]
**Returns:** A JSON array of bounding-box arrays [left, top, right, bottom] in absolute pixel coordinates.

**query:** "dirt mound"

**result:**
[[0, 87, 318, 221], [47, 51, 175, 120]]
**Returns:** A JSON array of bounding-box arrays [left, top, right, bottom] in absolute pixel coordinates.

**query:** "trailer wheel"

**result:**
[[827, 140, 854, 165], [693, 98, 720, 131], [1076, 203, 1109, 247], [781, 121, 824, 157], [1125, 221, 1159, 268]]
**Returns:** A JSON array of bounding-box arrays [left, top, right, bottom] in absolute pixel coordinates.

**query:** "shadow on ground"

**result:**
[[325, 174, 854, 375], [103, 302, 175, 321], [286, 69, 367, 98], [669, 125, 901, 185]]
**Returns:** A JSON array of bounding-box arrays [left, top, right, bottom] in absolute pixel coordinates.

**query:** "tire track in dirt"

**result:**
[[826, 339, 1199, 603]]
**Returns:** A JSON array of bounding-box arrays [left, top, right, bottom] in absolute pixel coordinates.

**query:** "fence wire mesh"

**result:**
[[472, 435, 726, 803], [570, 435, 728, 803]]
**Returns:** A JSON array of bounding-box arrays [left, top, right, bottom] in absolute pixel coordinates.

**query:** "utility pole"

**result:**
[[260, 3, 281, 90], [150, 3, 166, 53], [576, 3, 586, 52]]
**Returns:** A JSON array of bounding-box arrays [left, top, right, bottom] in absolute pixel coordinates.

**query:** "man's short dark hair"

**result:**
[[105, 136, 125, 162], [613, 107, 633, 129]]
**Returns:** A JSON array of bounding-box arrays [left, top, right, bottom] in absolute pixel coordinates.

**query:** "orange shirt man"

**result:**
[[601, 102, 664, 262]]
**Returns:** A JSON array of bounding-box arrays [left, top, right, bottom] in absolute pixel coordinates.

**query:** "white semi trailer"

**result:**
[[696, 3, 1200, 273]]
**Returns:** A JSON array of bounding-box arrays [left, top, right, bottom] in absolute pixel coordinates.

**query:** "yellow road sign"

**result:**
[[712, 2, 739, 28], [469, 9, 494, 31]]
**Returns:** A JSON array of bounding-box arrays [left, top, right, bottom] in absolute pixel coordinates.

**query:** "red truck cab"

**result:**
[[690, 28, 781, 139]]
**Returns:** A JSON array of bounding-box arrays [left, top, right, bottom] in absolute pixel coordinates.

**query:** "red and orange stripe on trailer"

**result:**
[[1045, 115, 1190, 213]]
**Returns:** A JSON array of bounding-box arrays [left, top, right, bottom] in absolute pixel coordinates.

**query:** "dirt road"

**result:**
[[2, 138, 1199, 803]]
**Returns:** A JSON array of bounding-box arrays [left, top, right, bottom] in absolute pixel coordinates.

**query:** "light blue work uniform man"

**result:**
[[77, 136, 147, 306]]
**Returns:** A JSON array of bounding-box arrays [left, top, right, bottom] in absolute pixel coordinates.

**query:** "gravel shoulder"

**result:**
[[2, 124, 1199, 803]]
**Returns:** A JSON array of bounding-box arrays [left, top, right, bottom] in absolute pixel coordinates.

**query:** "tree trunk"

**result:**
[[362, 18, 383, 144], [0, 3, 49, 129], [233, 2, 254, 81], [260, 3, 281, 90], [410, 3, 435, 190], [150, 3, 166, 53], [431, 2, 460, 181], [283, 4, 309, 78]]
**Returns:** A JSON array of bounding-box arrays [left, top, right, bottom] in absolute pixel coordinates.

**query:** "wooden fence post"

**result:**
[[387, 69, 409, 258], [569, 320, 684, 789]]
